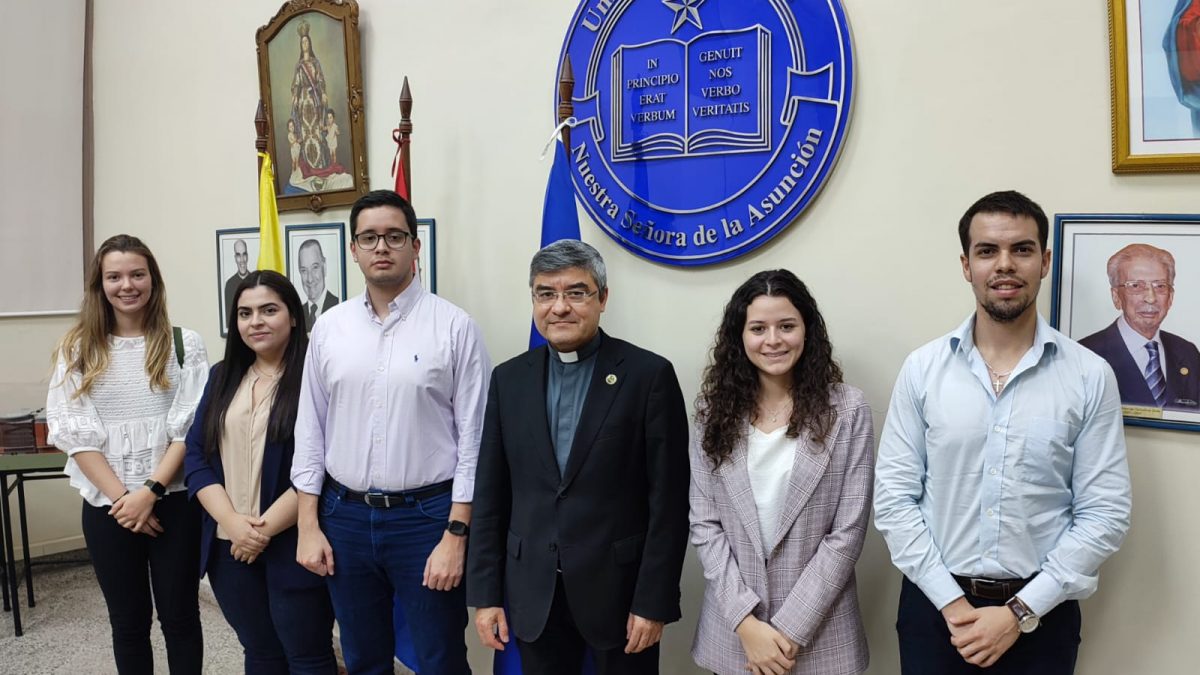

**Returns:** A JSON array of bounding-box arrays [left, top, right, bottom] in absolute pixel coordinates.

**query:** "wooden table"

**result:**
[[0, 448, 68, 636]]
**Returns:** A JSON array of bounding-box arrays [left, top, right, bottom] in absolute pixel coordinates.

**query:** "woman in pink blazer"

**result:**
[[690, 269, 874, 675]]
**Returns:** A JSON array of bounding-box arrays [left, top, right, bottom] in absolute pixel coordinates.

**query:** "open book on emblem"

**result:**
[[611, 26, 772, 162]]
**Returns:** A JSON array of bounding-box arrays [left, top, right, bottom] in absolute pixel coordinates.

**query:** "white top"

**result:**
[[46, 329, 209, 507], [746, 424, 795, 548]]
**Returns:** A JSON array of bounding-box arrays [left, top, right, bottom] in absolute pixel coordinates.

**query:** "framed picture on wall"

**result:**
[[256, 0, 368, 212], [285, 223, 347, 333], [215, 228, 261, 338], [1109, 0, 1200, 172], [416, 218, 437, 293], [1050, 213, 1200, 431]]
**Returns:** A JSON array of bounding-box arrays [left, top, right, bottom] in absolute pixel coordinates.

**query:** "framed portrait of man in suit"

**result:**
[[285, 222, 347, 333], [1051, 213, 1200, 431]]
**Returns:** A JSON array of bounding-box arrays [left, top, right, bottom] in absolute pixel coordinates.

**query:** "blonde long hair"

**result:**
[[53, 234, 174, 397]]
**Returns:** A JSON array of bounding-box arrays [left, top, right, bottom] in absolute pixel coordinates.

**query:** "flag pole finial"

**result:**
[[558, 59, 574, 149]]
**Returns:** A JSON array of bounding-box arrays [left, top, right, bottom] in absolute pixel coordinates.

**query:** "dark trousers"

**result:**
[[319, 483, 471, 675], [516, 573, 659, 675], [897, 577, 1081, 675], [207, 541, 337, 675], [81, 492, 202, 675]]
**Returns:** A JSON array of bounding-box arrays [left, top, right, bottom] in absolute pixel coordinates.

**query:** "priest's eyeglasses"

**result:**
[[532, 289, 599, 305], [1115, 280, 1173, 295], [354, 230, 412, 250]]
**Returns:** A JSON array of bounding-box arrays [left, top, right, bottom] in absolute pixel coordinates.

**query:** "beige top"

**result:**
[[216, 367, 277, 540]]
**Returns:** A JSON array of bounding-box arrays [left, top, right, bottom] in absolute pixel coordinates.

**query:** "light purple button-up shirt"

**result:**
[[291, 279, 492, 503]]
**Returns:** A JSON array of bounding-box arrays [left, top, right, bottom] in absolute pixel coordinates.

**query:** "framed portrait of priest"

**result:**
[[285, 223, 347, 333], [1050, 213, 1200, 431], [256, 0, 367, 212], [215, 228, 260, 338]]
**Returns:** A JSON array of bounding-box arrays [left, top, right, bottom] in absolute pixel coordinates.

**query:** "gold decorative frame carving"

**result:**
[[1109, 0, 1200, 173]]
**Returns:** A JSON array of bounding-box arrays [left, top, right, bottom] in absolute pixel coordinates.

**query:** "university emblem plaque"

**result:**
[[558, 0, 855, 266]]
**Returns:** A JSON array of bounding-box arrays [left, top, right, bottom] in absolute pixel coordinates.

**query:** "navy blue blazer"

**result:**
[[1078, 320, 1200, 410], [184, 363, 323, 588]]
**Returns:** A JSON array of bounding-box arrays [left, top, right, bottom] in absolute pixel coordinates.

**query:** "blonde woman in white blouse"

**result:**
[[47, 234, 208, 675]]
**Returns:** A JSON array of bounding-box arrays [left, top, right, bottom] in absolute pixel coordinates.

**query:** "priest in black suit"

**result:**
[[1078, 243, 1200, 410], [467, 239, 689, 675]]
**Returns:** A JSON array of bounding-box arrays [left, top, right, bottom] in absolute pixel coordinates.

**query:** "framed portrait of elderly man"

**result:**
[[1109, 0, 1200, 172], [215, 228, 261, 338], [257, 0, 367, 212], [285, 223, 347, 333], [1050, 214, 1200, 431]]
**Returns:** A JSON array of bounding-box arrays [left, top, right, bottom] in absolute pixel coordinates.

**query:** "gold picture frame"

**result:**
[[256, 0, 368, 212], [1109, 0, 1200, 173]]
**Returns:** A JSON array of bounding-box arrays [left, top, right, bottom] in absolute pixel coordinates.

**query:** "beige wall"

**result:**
[[3, 1, 1196, 672]]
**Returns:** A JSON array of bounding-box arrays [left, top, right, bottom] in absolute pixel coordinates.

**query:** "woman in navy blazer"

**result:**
[[184, 270, 335, 674]]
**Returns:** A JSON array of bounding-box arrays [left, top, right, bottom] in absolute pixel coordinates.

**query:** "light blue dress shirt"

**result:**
[[874, 314, 1132, 616]]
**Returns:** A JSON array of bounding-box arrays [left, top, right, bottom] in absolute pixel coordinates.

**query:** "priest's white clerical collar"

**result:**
[[550, 332, 602, 364]]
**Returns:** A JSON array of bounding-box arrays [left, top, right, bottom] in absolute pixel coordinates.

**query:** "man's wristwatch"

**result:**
[[143, 479, 166, 500], [1006, 596, 1040, 633], [446, 520, 469, 537]]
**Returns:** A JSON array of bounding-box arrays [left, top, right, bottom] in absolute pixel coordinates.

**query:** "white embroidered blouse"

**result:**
[[46, 330, 209, 507]]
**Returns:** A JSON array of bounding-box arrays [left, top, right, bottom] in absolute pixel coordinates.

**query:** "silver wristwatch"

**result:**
[[1006, 596, 1040, 634]]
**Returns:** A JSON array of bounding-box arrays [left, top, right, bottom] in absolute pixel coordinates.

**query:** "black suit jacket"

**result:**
[[466, 331, 690, 648], [1078, 320, 1200, 409], [303, 290, 340, 331]]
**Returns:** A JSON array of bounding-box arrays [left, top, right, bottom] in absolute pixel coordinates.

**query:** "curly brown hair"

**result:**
[[696, 269, 843, 468]]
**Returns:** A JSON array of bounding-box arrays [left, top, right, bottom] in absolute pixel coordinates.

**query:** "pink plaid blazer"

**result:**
[[689, 383, 873, 675]]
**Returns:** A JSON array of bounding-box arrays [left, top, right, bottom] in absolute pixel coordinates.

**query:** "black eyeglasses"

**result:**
[[354, 230, 413, 250]]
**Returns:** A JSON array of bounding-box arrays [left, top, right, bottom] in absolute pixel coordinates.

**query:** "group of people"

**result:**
[[45, 188, 1131, 675]]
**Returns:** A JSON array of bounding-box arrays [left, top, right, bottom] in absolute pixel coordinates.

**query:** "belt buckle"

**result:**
[[365, 492, 391, 508], [970, 578, 994, 598]]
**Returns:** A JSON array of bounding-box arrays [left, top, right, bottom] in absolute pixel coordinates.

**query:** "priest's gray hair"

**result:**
[[529, 239, 607, 292]]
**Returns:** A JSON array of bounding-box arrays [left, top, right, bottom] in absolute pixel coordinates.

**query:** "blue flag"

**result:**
[[500, 136, 597, 675], [528, 138, 581, 350]]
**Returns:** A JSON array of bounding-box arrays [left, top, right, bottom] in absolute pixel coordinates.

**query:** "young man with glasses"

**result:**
[[1079, 243, 1200, 410], [467, 239, 689, 674], [874, 191, 1132, 674], [291, 189, 491, 674]]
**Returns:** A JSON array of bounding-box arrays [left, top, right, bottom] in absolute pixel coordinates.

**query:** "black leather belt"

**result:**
[[325, 476, 452, 508], [953, 574, 1036, 601]]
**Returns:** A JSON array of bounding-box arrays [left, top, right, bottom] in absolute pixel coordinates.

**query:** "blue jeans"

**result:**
[[207, 541, 337, 675], [319, 482, 471, 675]]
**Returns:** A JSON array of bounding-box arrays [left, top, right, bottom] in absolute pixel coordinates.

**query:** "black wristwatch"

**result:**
[[446, 520, 470, 537], [143, 479, 166, 500]]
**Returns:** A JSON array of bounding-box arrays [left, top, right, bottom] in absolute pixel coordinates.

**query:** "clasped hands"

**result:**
[[109, 488, 162, 537], [735, 615, 799, 675], [942, 596, 1020, 669], [223, 513, 272, 564]]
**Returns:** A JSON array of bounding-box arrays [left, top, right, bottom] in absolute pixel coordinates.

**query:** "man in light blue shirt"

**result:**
[[874, 191, 1131, 674]]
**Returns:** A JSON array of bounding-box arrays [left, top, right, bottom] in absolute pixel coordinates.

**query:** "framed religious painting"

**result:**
[[215, 228, 261, 338], [284, 222, 347, 333], [1109, 0, 1200, 172], [1050, 213, 1200, 432], [257, 0, 368, 212]]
